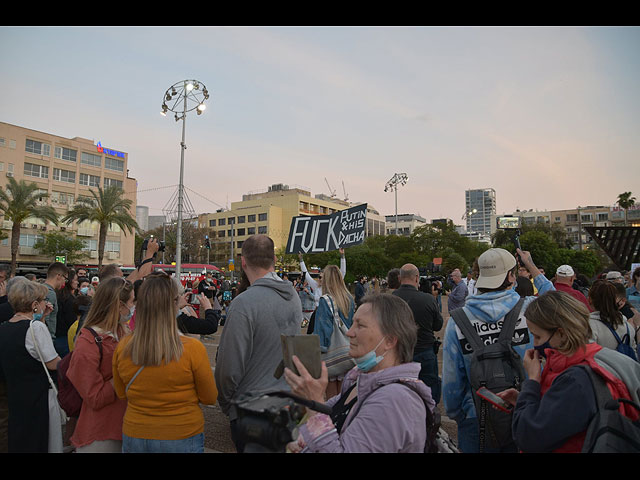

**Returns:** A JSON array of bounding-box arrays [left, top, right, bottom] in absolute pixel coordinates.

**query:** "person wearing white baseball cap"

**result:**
[[553, 264, 592, 312], [442, 247, 555, 453]]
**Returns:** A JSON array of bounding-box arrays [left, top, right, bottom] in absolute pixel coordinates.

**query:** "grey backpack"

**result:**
[[574, 365, 640, 453], [450, 299, 525, 452]]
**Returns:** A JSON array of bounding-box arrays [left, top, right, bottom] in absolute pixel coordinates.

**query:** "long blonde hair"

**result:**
[[124, 272, 183, 366], [83, 276, 133, 340], [322, 264, 353, 318]]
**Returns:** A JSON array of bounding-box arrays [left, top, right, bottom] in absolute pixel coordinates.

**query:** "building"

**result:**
[[385, 214, 426, 236], [198, 183, 382, 264], [465, 188, 496, 237], [0, 122, 137, 270], [490, 209, 552, 236], [147, 215, 167, 231], [550, 206, 612, 250], [136, 205, 149, 232]]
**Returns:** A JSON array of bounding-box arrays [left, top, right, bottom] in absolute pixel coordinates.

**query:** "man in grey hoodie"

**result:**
[[214, 234, 302, 452]]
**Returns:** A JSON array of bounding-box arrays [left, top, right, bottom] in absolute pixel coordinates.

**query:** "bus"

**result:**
[[150, 263, 224, 286]]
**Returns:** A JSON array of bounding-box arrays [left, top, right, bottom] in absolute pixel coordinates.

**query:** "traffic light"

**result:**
[[205, 235, 211, 249]]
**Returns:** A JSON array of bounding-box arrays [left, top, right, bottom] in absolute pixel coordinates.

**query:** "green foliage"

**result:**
[[34, 232, 89, 265]]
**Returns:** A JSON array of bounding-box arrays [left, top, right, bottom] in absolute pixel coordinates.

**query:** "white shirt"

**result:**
[[299, 256, 346, 308]]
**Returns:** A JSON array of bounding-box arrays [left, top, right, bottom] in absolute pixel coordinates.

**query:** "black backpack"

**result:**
[[450, 299, 525, 452], [574, 365, 640, 453], [603, 322, 638, 362]]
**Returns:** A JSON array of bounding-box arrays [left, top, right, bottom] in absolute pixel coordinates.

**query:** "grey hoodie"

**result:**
[[214, 272, 302, 419]]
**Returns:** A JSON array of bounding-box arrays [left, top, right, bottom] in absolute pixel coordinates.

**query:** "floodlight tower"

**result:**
[[384, 173, 408, 235]]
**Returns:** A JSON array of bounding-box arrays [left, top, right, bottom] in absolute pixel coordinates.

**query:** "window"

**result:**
[[228, 217, 235, 225], [105, 240, 120, 252], [104, 178, 123, 189], [566, 214, 578, 222], [19, 233, 43, 247], [79, 173, 100, 187], [209, 219, 216, 227], [53, 168, 76, 183], [237, 216, 245, 224], [597, 213, 609, 221], [50, 191, 74, 206], [81, 152, 102, 167], [581, 214, 593, 222], [218, 230, 225, 237], [24, 162, 49, 179], [258, 226, 267, 234], [237, 228, 245, 236], [25, 139, 50, 156], [247, 227, 255, 235], [82, 239, 98, 251], [54, 146, 77, 162], [248, 214, 256, 222], [237, 241, 244, 248], [258, 213, 267, 221], [218, 218, 225, 226], [105, 156, 124, 172]]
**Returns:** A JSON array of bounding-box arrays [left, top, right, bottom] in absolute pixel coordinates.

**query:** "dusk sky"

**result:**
[[1, 26, 638, 225]]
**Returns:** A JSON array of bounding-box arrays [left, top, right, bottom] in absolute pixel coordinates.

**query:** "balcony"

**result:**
[[18, 246, 38, 255]]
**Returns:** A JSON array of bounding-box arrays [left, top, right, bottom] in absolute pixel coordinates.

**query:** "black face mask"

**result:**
[[533, 329, 558, 359]]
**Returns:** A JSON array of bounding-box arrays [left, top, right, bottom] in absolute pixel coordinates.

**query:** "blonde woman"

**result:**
[[113, 271, 217, 453], [314, 264, 356, 398], [66, 276, 134, 453]]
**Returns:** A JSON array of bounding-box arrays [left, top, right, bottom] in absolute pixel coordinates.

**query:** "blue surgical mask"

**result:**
[[534, 329, 557, 359], [122, 305, 135, 322], [80, 287, 89, 295], [354, 337, 387, 372], [33, 313, 43, 322]]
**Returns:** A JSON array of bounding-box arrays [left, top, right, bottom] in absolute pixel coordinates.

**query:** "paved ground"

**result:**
[[199, 294, 458, 453]]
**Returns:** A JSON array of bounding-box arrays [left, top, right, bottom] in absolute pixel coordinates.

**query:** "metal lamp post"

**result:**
[[161, 79, 209, 278], [384, 173, 408, 235]]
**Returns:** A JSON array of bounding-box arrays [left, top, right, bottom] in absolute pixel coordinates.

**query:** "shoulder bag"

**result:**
[[321, 295, 356, 379]]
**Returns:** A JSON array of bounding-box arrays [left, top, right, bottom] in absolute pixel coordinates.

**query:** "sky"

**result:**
[[1, 26, 639, 225]]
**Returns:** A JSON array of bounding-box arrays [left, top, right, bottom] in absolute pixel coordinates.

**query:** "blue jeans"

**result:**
[[413, 347, 441, 405], [122, 433, 204, 453]]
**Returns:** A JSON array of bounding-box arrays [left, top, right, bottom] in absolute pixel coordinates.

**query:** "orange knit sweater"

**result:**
[[112, 335, 218, 440]]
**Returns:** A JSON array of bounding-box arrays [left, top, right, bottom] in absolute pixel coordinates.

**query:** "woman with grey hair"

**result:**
[[283, 293, 436, 453]]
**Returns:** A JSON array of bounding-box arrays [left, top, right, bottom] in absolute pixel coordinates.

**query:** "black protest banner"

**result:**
[[285, 203, 368, 254]]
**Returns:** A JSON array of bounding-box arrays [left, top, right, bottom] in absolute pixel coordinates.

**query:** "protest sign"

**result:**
[[285, 203, 367, 254]]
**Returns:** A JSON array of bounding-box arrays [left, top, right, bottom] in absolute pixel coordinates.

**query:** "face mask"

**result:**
[[121, 305, 135, 321], [354, 336, 387, 372], [33, 313, 43, 322], [534, 329, 557, 359], [80, 287, 89, 295]]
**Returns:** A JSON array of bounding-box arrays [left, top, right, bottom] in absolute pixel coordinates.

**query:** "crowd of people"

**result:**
[[1, 232, 640, 453]]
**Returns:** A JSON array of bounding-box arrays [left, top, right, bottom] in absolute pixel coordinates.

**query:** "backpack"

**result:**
[[603, 321, 638, 362], [574, 364, 640, 452], [450, 298, 525, 452], [57, 327, 103, 418]]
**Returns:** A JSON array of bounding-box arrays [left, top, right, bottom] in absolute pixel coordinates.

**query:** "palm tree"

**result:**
[[62, 185, 138, 269], [0, 177, 59, 275], [617, 191, 636, 226]]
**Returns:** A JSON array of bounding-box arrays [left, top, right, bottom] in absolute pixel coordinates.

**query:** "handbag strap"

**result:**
[[29, 320, 59, 395], [126, 366, 145, 394]]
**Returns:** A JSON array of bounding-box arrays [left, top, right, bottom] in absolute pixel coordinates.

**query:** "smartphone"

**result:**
[[223, 290, 232, 301], [476, 387, 513, 413]]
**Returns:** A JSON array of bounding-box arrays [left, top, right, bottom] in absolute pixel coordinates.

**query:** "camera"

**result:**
[[232, 392, 306, 453], [142, 235, 165, 253], [420, 275, 444, 295]]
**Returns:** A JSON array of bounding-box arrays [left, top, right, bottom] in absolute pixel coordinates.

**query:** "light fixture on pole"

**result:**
[[384, 173, 408, 235], [160, 79, 210, 279]]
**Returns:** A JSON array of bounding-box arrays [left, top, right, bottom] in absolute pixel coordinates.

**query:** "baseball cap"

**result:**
[[475, 248, 517, 289], [606, 271, 622, 281], [91, 276, 99, 284], [556, 265, 575, 277]]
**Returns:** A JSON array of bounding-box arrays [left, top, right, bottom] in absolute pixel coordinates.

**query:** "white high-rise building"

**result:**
[[465, 188, 496, 237]]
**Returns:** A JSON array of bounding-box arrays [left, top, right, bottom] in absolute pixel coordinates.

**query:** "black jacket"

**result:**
[[177, 308, 221, 335], [392, 284, 443, 352]]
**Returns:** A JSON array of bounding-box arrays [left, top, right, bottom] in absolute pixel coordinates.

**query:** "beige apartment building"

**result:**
[[0, 122, 137, 271], [198, 183, 385, 264]]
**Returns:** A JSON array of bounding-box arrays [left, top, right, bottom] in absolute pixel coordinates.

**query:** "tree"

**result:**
[[34, 231, 89, 265], [616, 191, 636, 226], [62, 186, 138, 269], [0, 177, 59, 275]]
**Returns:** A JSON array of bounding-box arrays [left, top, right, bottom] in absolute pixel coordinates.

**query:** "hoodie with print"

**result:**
[[442, 274, 554, 425]]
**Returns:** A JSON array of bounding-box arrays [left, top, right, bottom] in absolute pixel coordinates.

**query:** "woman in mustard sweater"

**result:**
[[113, 271, 218, 453]]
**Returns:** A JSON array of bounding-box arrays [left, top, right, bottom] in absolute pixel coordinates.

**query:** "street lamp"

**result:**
[[160, 79, 210, 279], [384, 173, 408, 235]]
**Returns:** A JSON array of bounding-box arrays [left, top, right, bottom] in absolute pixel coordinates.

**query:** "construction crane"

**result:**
[[325, 177, 337, 198], [342, 180, 349, 202]]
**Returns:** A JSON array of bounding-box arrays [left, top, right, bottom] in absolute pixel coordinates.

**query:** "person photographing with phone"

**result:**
[[495, 290, 640, 453]]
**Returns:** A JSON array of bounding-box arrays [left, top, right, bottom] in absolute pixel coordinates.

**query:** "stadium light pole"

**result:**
[[384, 173, 408, 235], [161, 79, 209, 279]]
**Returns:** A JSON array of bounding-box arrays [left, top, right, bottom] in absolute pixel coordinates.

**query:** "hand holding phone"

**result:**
[[476, 387, 514, 413]]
